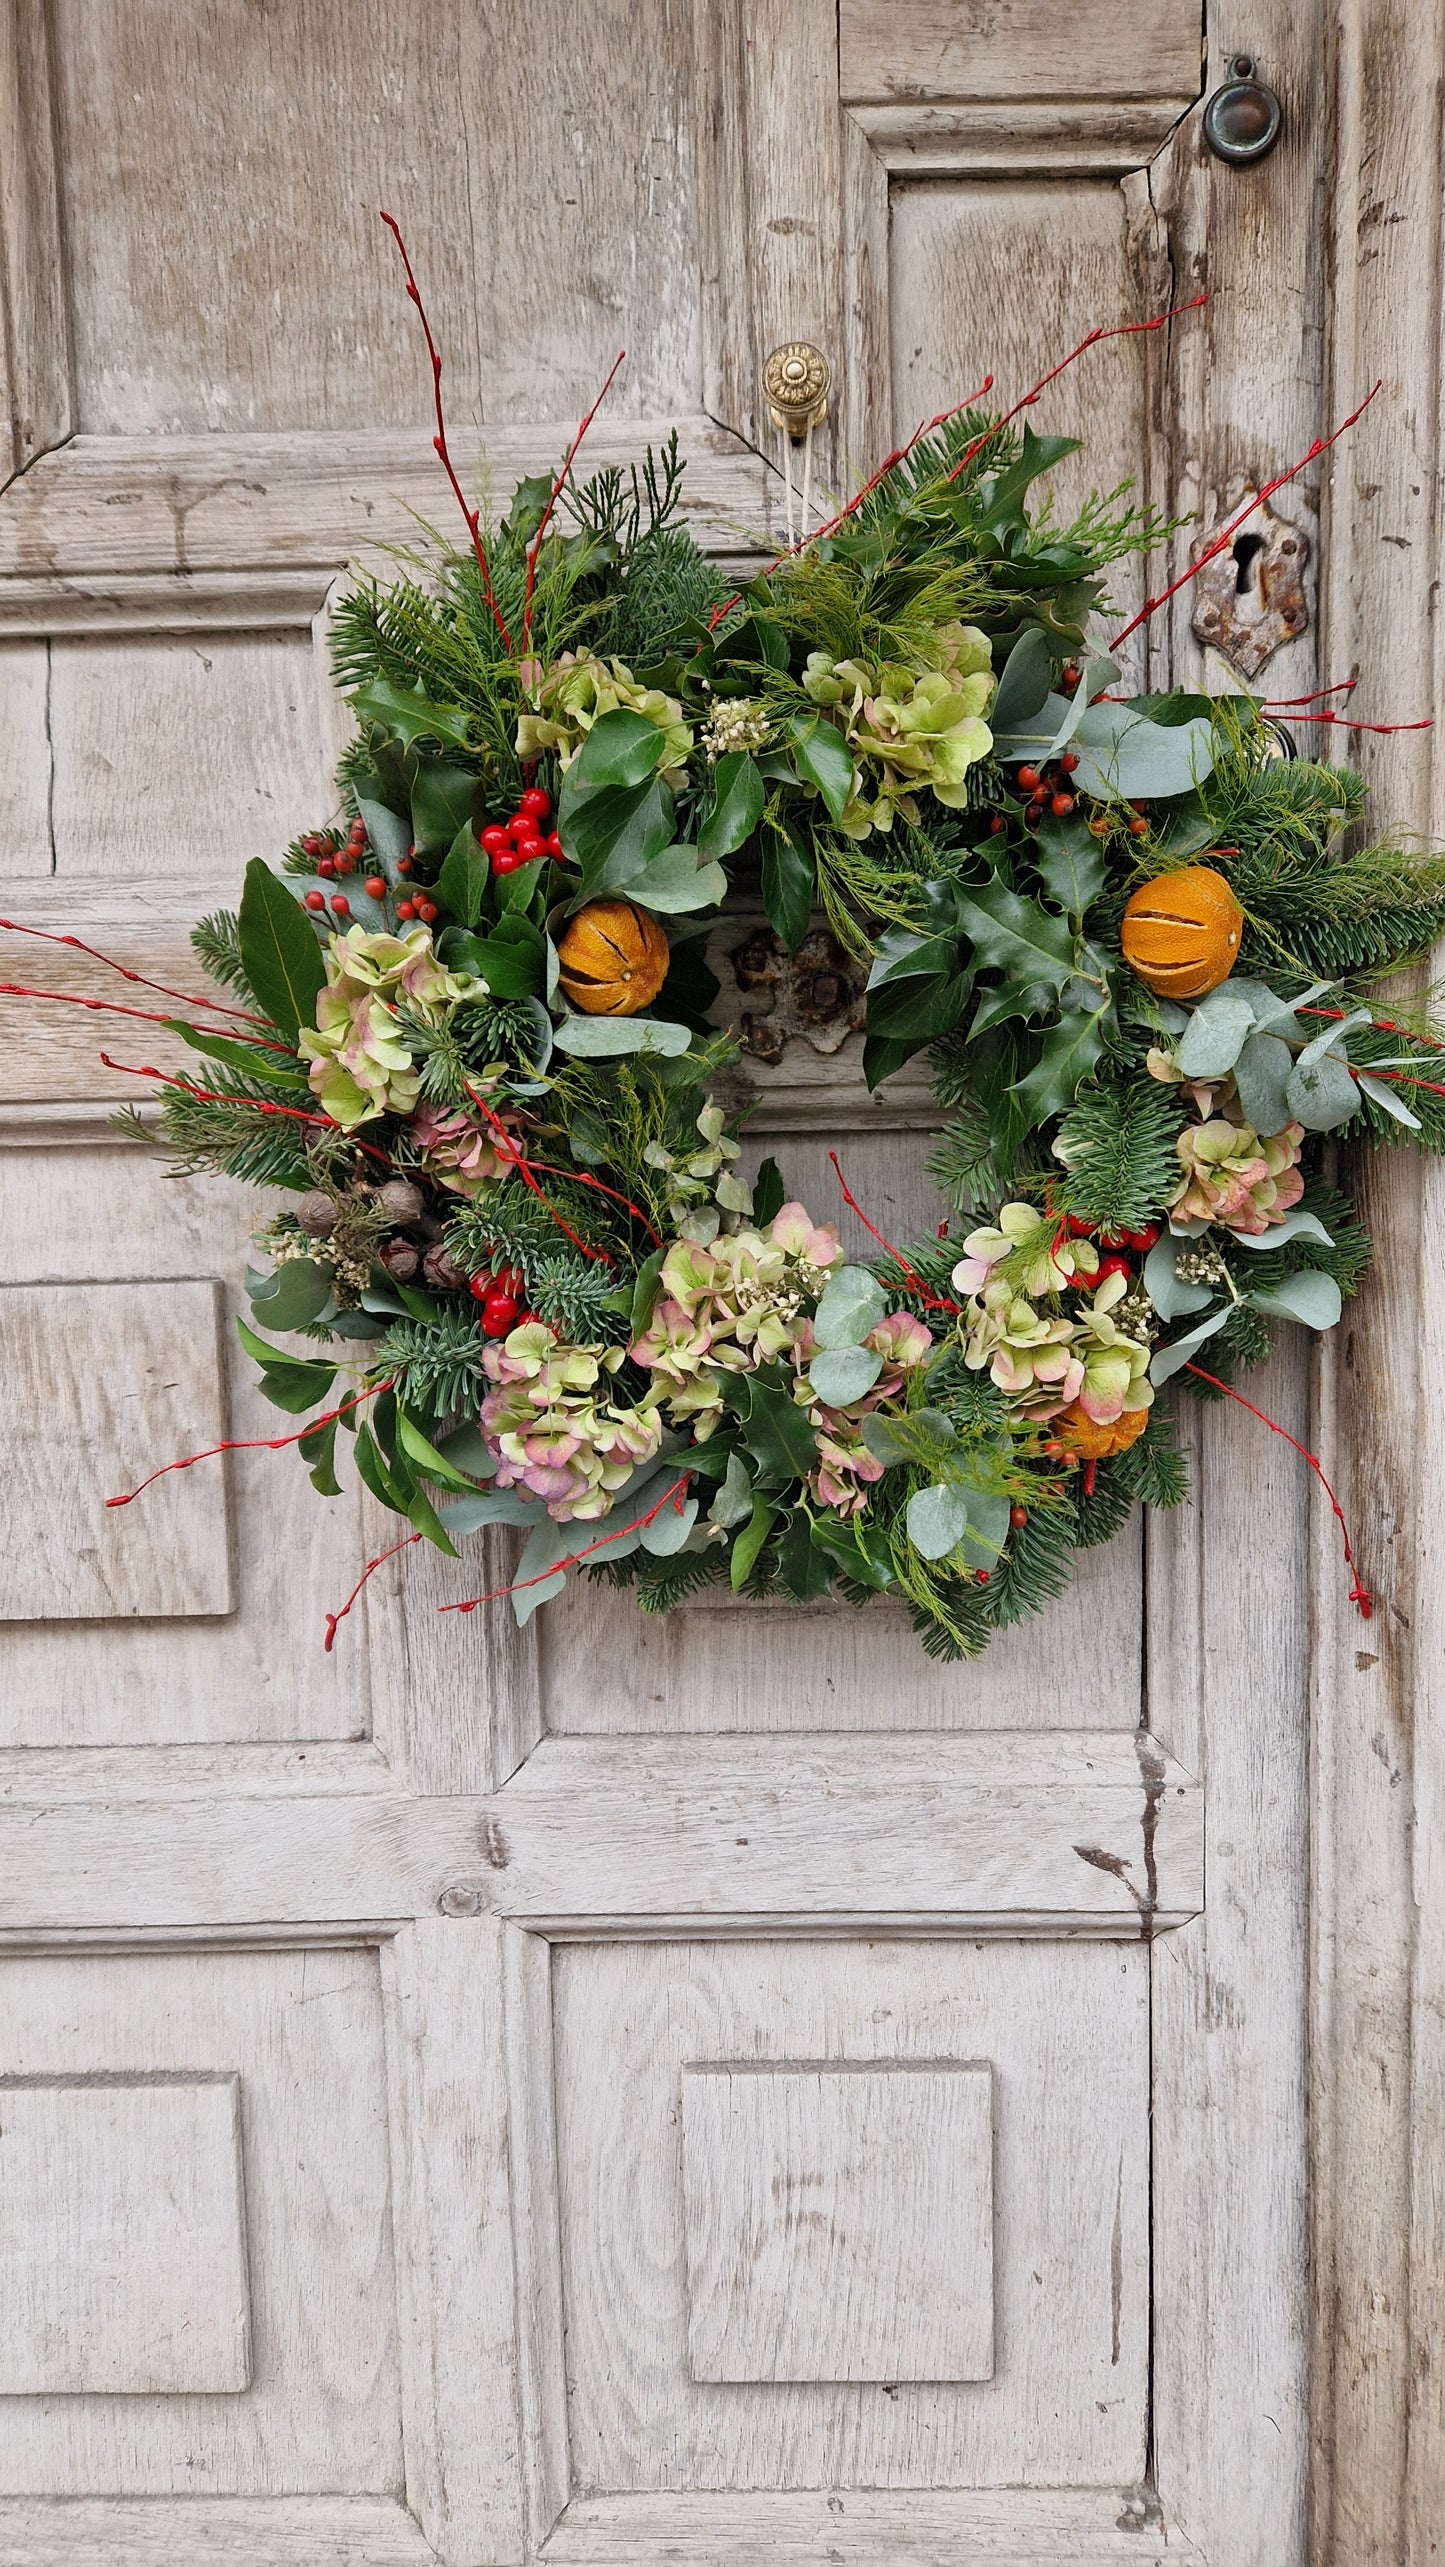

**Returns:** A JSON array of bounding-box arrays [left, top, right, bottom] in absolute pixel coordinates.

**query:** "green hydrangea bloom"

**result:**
[[516, 648, 692, 777], [298, 924, 483, 1129], [802, 621, 995, 835]]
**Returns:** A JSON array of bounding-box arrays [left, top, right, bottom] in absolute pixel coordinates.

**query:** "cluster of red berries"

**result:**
[[482, 787, 562, 877], [467, 1262, 530, 1338], [1063, 1210, 1160, 1292], [988, 750, 1081, 839]]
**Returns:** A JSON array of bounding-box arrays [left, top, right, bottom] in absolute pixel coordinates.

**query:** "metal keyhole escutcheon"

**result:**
[[1203, 55, 1284, 165]]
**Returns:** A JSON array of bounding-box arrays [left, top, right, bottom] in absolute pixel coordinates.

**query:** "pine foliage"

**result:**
[[1053, 1072, 1186, 1229]]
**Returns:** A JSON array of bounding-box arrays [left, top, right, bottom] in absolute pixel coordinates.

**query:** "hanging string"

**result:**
[[799, 415, 816, 543], [779, 420, 796, 549]]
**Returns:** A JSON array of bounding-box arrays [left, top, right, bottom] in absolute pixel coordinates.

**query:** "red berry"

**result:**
[[467, 1270, 493, 1301], [1128, 816, 1149, 838], [302, 833, 323, 856], [397, 853, 413, 876], [416, 898, 439, 923], [988, 813, 1005, 835], [330, 894, 351, 917], [1122, 1222, 1161, 1254], [318, 855, 337, 877], [1093, 1252, 1132, 1288], [481, 826, 509, 856], [1009, 1503, 1028, 1529], [519, 787, 551, 819], [1130, 799, 1149, 815], [333, 851, 356, 874], [395, 899, 416, 920], [516, 833, 545, 862], [492, 848, 520, 874], [303, 889, 326, 911], [1017, 764, 1041, 791], [976, 1570, 990, 1586], [481, 1293, 519, 1338], [493, 1266, 523, 1298], [1049, 792, 1074, 816], [546, 831, 564, 857], [349, 814, 367, 838], [1062, 663, 1082, 689], [1065, 1213, 1094, 1236], [364, 875, 388, 899], [1059, 751, 1080, 774], [507, 813, 532, 841], [1024, 801, 1043, 828]]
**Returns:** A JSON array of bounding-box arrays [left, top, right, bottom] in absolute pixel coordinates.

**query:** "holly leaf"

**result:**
[[722, 1365, 817, 1481], [237, 859, 326, 1042], [438, 822, 489, 928], [777, 1512, 836, 1600], [1010, 1000, 1111, 1121], [760, 814, 815, 950], [697, 751, 765, 859], [967, 977, 1056, 1040], [787, 713, 854, 821], [953, 878, 1075, 991], [1032, 813, 1106, 920], [410, 763, 478, 856], [352, 678, 472, 751]]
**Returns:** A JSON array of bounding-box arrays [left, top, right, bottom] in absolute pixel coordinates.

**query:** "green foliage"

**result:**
[[190, 908, 258, 1002], [144, 1073, 316, 1188], [379, 1307, 488, 1423], [1053, 1070, 1186, 1230]]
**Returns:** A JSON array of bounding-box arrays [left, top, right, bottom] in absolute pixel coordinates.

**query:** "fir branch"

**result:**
[[190, 909, 259, 1003], [378, 1307, 488, 1423], [1052, 1073, 1186, 1230]]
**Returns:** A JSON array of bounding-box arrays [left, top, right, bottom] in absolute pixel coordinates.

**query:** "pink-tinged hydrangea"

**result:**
[[479, 1322, 662, 1521], [630, 1203, 845, 1438], [952, 1201, 1098, 1300], [962, 1284, 1085, 1422], [299, 924, 485, 1129], [1169, 1113, 1306, 1235], [1070, 1271, 1154, 1425], [791, 1304, 935, 1517], [410, 1099, 516, 1199]]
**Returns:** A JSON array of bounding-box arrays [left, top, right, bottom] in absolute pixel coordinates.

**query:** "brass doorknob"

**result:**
[[1203, 56, 1283, 165]]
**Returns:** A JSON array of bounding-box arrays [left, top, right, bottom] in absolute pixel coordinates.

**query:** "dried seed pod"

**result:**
[[422, 1242, 465, 1291], [376, 1177, 425, 1223], [295, 1189, 339, 1238], [378, 1237, 420, 1281]]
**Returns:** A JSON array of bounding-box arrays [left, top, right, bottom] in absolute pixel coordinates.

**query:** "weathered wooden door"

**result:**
[[1, 3, 1438, 2560]]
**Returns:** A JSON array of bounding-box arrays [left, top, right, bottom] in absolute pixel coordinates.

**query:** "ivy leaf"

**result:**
[[572, 707, 670, 790], [760, 814, 815, 950], [787, 713, 854, 821], [989, 627, 1054, 730], [1010, 1000, 1111, 1121], [698, 751, 765, 859], [352, 677, 472, 751], [953, 878, 1076, 992], [237, 859, 326, 1042], [730, 1494, 778, 1589], [409, 763, 478, 857], [1032, 812, 1106, 920], [438, 822, 490, 929], [866, 926, 959, 988]]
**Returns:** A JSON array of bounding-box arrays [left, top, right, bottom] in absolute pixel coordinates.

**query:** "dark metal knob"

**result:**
[[1203, 56, 1283, 165]]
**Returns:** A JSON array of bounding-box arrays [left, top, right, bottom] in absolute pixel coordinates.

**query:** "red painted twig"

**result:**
[[106, 1378, 395, 1509], [521, 348, 627, 654], [379, 211, 515, 652], [944, 293, 1209, 484], [0, 916, 265, 1022], [99, 1052, 397, 1166], [828, 1151, 962, 1317], [1185, 1363, 1372, 1616], [324, 1530, 424, 1652], [440, 1473, 693, 1613], [1, 981, 294, 1047], [1109, 380, 1384, 650]]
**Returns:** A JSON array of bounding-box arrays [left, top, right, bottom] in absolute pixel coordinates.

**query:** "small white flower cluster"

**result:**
[[704, 695, 772, 762]]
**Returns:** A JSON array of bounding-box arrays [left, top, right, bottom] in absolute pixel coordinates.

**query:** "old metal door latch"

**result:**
[[763, 342, 831, 546], [1203, 55, 1284, 164], [1191, 494, 1309, 676]]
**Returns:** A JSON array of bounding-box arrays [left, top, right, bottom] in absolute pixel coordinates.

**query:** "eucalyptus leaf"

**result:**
[[989, 627, 1054, 731], [813, 1263, 887, 1350], [1070, 701, 1216, 801], [958, 1486, 1012, 1573], [1232, 1030, 1295, 1135], [1295, 1005, 1373, 1071], [1149, 1304, 1235, 1386], [1175, 984, 1258, 1080], [552, 1012, 692, 1057], [906, 1481, 972, 1561], [708, 1451, 754, 1529], [1143, 1235, 1216, 1321], [1249, 1270, 1344, 1330], [437, 1490, 536, 1534], [434, 1423, 498, 1479], [1286, 1049, 1361, 1131], [638, 1491, 699, 1556], [250, 1256, 332, 1331], [861, 1404, 956, 1468], [1043, 655, 1119, 757], [808, 1344, 884, 1405], [1228, 1208, 1336, 1251], [1355, 1068, 1423, 1129]]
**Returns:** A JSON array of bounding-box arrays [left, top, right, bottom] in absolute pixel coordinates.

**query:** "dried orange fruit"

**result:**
[[556, 898, 670, 1016], [1119, 863, 1244, 999], [1053, 1399, 1151, 1462]]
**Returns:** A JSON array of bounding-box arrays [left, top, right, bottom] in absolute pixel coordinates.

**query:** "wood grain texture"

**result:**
[[840, 0, 1203, 104], [503, 1922, 571, 2548], [850, 100, 1201, 176], [0, 1947, 400, 2495], [0, 0, 72, 478], [0, 2072, 250, 2394], [0, 2498, 433, 2566], [0, 1733, 1203, 1935], [545, 2487, 1201, 2561], [0, 641, 53, 868], [0, 1279, 233, 1620], [552, 1938, 1147, 2488], [682, 2062, 994, 2383], [1311, 0, 1445, 2552], [0, 1144, 372, 1744], [381, 1921, 523, 2561]]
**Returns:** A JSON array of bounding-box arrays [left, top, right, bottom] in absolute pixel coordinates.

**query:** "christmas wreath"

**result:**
[[46, 233, 1445, 1655]]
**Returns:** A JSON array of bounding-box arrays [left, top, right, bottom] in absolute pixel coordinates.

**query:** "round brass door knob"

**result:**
[[1203, 56, 1284, 165]]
